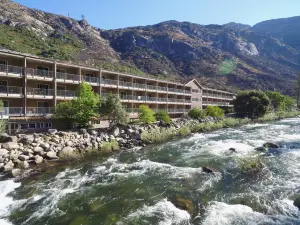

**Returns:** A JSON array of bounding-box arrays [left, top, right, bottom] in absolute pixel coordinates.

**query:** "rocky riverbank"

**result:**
[[0, 114, 298, 179]]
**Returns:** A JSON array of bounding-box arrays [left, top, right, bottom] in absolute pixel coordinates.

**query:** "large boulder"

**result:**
[[170, 197, 195, 215], [202, 166, 219, 173], [109, 126, 120, 137], [40, 142, 50, 150], [263, 142, 279, 148], [0, 148, 8, 156], [46, 151, 58, 160], [18, 161, 29, 169], [35, 156, 43, 164], [58, 146, 74, 158], [33, 147, 44, 154], [18, 135, 34, 144], [18, 155, 30, 161], [0, 133, 12, 143], [2, 142, 19, 150], [3, 160, 14, 171], [294, 197, 300, 210], [11, 168, 21, 177], [48, 129, 58, 135]]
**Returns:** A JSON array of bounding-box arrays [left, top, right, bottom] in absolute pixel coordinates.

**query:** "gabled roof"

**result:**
[[185, 79, 204, 89]]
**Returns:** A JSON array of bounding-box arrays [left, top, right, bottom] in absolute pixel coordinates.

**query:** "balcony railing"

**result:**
[[133, 83, 146, 89], [56, 72, 80, 82], [101, 79, 118, 86], [0, 64, 23, 76], [0, 85, 22, 95], [157, 98, 168, 102], [27, 107, 53, 115], [146, 97, 157, 102], [27, 88, 53, 96], [0, 107, 24, 116], [203, 93, 233, 99], [84, 76, 99, 84], [203, 101, 230, 106], [157, 86, 168, 92], [57, 90, 76, 97], [26, 68, 54, 79], [119, 81, 133, 87], [120, 95, 133, 100], [146, 84, 157, 91]]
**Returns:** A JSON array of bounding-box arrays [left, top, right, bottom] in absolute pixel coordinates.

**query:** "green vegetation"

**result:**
[[155, 110, 171, 124], [188, 108, 206, 119], [138, 105, 156, 124], [101, 140, 120, 153], [233, 90, 270, 118], [238, 157, 265, 174], [178, 125, 191, 136], [0, 25, 82, 60], [218, 58, 238, 75], [266, 91, 294, 111], [54, 82, 100, 128], [141, 127, 177, 143], [205, 105, 225, 117], [257, 111, 300, 123], [99, 93, 128, 124]]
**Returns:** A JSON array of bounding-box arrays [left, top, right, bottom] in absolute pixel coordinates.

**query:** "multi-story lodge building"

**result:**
[[0, 49, 235, 132]]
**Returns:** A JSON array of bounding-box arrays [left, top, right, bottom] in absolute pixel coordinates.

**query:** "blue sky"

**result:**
[[14, 0, 300, 30]]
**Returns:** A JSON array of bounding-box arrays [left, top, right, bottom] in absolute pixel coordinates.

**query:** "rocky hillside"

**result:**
[[0, 0, 300, 94]]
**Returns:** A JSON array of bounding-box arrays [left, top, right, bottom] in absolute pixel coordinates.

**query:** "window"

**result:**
[[0, 80, 8, 86], [86, 73, 95, 77], [37, 102, 50, 108], [2, 101, 8, 107], [38, 84, 49, 90], [37, 66, 49, 71], [192, 89, 199, 93], [192, 98, 200, 102], [57, 85, 66, 91], [45, 122, 52, 128], [28, 123, 36, 129], [0, 60, 7, 65]]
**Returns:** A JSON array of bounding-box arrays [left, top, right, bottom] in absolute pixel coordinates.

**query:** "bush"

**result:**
[[101, 140, 119, 153], [188, 108, 206, 119], [99, 93, 128, 124], [141, 127, 177, 143], [238, 157, 265, 174], [266, 91, 295, 112], [155, 110, 171, 124], [178, 125, 191, 136], [54, 82, 100, 128], [233, 90, 270, 118], [138, 105, 156, 124], [205, 106, 225, 117]]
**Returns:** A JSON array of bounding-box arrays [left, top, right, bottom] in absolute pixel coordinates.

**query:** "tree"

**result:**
[[0, 101, 6, 134], [138, 105, 155, 124], [205, 106, 224, 117], [266, 91, 294, 111], [233, 90, 270, 118], [155, 110, 171, 124], [54, 82, 100, 127], [99, 93, 128, 124], [188, 108, 206, 119], [296, 72, 300, 108]]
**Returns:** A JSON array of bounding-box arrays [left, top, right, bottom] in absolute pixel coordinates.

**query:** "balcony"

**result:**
[[27, 88, 53, 97], [84, 76, 99, 84], [57, 90, 76, 98], [27, 107, 53, 115], [133, 83, 146, 89], [119, 81, 133, 88], [157, 86, 168, 92], [0, 85, 23, 97], [146, 97, 157, 102], [203, 93, 233, 99], [0, 107, 24, 116], [101, 79, 118, 86], [146, 84, 157, 91], [203, 101, 231, 106], [56, 72, 80, 83], [26, 68, 54, 79], [126, 108, 139, 113], [0, 64, 23, 77], [120, 95, 133, 100], [157, 98, 168, 103]]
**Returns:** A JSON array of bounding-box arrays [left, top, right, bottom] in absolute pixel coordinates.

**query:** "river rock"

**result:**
[[65, 141, 73, 147], [46, 151, 58, 160], [202, 166, 219, 173], [110, 126, 120, 137], [35, 156, 43, 164], [34, 146, 44, 154], [0, 133, 12, 143], [229, 148, 236, 152], [18, 155, 30, 161], [263, 142, 279, 148], [48, 129, 58, 135], [40, 142, 50, 150], [170, 197, 195, 215], [0, 148, 8, 156], [18, 161, 29, 169], [2, 142, 19, 150], [3, 160, 14, 171], [294, 197, 300, 210], [11, 168, 21, 177], [58, 146, 74, 157]]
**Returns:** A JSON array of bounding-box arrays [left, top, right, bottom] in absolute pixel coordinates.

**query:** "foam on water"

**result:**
[[0, 180, 21, 225], [117, 199, 191, 225]]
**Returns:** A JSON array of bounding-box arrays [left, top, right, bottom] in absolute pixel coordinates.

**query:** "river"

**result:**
[[1, 118, 300, 225]]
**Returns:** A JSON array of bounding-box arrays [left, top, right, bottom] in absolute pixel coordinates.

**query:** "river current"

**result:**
[[1, 118, 300, 225]]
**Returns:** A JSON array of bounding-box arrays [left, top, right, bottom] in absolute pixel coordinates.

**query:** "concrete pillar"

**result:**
[[24, 57, 27, 116], [99, 69, 102, 96], [156, 81, 158, 112], [79, 67, 82, 82], [53, 62, 57, 107], [131, 77, 134, 113], [117, 73, 120, 96]]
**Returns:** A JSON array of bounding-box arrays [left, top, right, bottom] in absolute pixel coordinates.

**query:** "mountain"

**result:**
[[0, 0, 300, 94], [253, 16, 300, 50]]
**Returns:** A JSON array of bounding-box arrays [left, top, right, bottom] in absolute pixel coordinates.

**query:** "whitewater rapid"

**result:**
[[1, 118, 300, 225]]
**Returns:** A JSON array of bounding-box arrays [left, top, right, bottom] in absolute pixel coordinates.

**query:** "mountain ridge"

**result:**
[[0, 0, 299, 94]]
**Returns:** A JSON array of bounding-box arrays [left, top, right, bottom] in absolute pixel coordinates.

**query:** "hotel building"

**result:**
[[0, 49, 235, 132]]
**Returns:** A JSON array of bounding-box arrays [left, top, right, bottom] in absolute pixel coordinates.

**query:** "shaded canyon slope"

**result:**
[[0, 0, 300, 93]]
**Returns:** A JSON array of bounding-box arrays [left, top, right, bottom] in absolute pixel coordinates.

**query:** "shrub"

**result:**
[[188, 108, 206, 119], [205, 106, 225, 117], [238, 157, 265, 174], [155, 110, 171, 124], [178, 125, 191, 136], [99, 93, 128, 124], [233, 90, 270, 118], [54, 82, 100, 128], [266, 91, 295, 112], [101, 140, 119, 153], [138, 105, 156, 124], [141, 127, 177, 143]]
